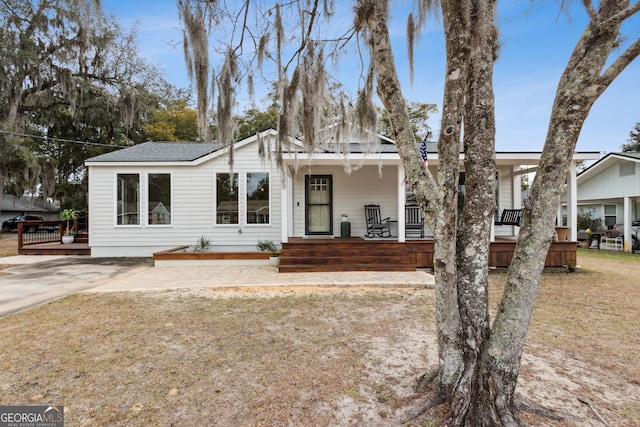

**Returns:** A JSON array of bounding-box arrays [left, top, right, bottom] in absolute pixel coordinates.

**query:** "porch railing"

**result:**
[[17, 220, 64, 250]]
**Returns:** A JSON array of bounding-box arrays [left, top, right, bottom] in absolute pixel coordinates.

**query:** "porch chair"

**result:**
[[495, 208, 522, 226], [405, 204, 425, 238], [364, 204, 392, 238]]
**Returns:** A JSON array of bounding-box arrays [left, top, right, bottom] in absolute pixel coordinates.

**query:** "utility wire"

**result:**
[[0, 129, 124, 148]]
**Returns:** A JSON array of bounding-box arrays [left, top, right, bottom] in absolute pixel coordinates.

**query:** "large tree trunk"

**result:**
[[448, 0, 499, 423], [365, 0, 639, 425], [482, 1, 640, 425], [358, 0, 467, 398]]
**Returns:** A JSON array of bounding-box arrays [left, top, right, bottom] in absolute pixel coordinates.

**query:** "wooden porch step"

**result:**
[[279, 239, 415, 272], [279, 264, 416, 273], [280, 255, 413, 265], [74, 232, 89, 244]]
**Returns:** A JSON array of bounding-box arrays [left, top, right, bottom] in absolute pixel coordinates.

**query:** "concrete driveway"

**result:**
[[0, 256, 153, 317]]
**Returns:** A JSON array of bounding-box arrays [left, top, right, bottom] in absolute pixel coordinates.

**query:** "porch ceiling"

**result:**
[[282, 151, 600, 166]]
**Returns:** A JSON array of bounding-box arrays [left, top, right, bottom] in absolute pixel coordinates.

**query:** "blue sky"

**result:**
[[102, 0, 639, 154]]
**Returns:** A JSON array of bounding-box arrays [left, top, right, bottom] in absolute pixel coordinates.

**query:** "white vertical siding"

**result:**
[[495, 166, 516, 237], [579, 160, 640, 200]]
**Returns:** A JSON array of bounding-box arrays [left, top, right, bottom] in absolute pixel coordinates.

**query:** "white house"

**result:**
[[85, 129, 599, 257], [562, 151, 640, 251]]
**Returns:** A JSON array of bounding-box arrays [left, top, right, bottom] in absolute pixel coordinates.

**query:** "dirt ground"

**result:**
[[0, 243, 638, 426]]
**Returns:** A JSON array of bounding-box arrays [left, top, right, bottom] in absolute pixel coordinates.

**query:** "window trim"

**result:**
[[146, 172, 173, 227]]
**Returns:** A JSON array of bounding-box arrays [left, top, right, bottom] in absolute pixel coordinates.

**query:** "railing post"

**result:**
[[17, 222, 24, 252]]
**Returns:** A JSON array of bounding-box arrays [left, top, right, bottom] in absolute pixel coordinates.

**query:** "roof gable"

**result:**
[[577, 152, 640, 183]]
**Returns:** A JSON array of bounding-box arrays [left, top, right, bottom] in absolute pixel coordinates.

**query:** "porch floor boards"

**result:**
[[280, 238, 416, 272]]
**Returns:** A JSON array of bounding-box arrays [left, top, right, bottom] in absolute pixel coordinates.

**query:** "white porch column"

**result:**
[[624, 196, 631, 252], [281, 167, 292, 244], [510, 165, 522, 240], [567, 163, 577, 241], [512, 166, 522, 208], [397, 164, 405, 242]]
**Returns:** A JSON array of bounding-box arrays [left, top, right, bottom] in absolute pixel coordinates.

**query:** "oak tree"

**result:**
[[180, 0, 640, 424]]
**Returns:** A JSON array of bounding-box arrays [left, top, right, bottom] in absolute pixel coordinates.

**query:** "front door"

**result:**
[[305, 175, 333, 235]]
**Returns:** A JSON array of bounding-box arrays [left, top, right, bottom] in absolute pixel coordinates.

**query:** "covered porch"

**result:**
[[278, 148, 600, 247]]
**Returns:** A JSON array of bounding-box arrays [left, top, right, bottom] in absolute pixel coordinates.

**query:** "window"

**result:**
[[604, 204, 617, 229], [246, 172, 270, 224], [117, 173, 140, 225], [216, 173, 239, 224], [619, 161, 635, 177], [405, 184, 417, 204], [148, 174, 171, 225]]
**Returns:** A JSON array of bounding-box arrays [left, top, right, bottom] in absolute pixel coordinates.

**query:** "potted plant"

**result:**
[[256, 239, 280, 267], [59, 209, 79, 244]]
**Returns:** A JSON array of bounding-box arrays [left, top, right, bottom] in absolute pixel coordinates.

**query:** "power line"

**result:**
[[0, 129, 124, 148]]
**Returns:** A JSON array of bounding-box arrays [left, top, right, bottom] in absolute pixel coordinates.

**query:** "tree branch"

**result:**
[[601, 1, 640, 26], [599, 37, 640, 89], [581, 0, 598, 22], [283, 0, 320, 72]]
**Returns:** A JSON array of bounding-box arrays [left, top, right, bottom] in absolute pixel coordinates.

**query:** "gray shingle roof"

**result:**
[[1, 194, 59, 213], [616, 151, 640, 160], [86, 141, 222, 163]]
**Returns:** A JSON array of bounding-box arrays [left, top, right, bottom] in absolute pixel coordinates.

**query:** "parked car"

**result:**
[[1, 215, 45, 232], [610, 219, 640, 238]]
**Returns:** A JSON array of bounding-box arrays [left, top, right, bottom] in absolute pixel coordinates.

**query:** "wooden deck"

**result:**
[[152, 238, 577, 272], [17, 221, 90, 256], [280, 237, 577, 272]]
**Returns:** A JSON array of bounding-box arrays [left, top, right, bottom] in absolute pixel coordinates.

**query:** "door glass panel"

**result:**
[[308, 205, 330, 232]]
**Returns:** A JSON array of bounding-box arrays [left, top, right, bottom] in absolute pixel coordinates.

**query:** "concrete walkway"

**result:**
[[0, 256, 434, 317]]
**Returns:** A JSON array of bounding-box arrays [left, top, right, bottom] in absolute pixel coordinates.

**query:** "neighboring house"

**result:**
[[85, 129, 599, 257], [561, 151, 640, 251], [1, 193, 59, 224]]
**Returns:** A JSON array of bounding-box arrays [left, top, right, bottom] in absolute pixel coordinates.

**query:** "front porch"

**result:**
[[279, 237, 577, 272]]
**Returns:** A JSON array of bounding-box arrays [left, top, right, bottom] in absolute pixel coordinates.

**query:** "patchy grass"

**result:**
[[0, 290, 436, 426], [0, 233, 18, 275], [0, 233, 18, 258], [0, 247, 638, 425], [488, 251, 640, 382]]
